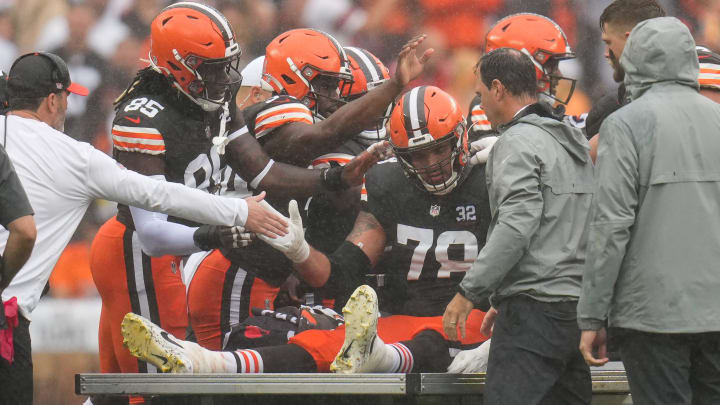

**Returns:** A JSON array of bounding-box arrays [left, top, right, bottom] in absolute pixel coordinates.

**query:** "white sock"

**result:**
[[388, 342, 414, 373], [179, 340, 238, 373], [366, 336, 414, 373]]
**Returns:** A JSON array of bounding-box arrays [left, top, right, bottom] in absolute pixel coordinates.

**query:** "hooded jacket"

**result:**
[[459, 103, 594, 305], [577, 17, 720, 333]]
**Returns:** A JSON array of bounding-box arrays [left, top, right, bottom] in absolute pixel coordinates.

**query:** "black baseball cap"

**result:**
[[7, 52, 89, 98]]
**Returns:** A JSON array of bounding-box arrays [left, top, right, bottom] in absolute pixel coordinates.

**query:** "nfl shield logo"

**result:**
[[429, 204, 441, 217]]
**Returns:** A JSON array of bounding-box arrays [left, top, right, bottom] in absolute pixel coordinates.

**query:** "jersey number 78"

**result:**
[[396, 224, 478, 281]]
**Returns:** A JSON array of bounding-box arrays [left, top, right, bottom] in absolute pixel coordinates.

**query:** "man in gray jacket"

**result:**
[[443, 48, 594, 404], [578, 17, 720, 405]]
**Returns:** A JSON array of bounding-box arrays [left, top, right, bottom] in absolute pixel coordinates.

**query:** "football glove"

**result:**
[[193, 225, 254, 250], [447, 339, 491, 373], [257, 200, 310, 263], [469, 136, 498, 166]]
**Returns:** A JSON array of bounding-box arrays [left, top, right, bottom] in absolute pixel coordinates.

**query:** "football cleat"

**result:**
[[121, 312, 193, 373], [330, 285, 383, 373]]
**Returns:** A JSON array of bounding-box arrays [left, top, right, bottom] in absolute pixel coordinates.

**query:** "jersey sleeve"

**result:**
[[111, 98, 168, 155], [310, 152, 354, 169], [243, 95, 313, 142], [363, 164, 395, 229], [467, 95, 492, 135]]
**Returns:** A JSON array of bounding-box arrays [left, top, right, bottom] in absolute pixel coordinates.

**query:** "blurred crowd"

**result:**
[[0, 0, 717, 299]]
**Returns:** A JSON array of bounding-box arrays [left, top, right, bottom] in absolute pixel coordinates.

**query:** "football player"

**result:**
[[120, 86, 493, 375], [90, 2, 263, 383], [467, 13, 585, 144]]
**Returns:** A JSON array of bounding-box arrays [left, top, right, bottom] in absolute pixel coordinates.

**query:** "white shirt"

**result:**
[[0, 115, 248, 317]]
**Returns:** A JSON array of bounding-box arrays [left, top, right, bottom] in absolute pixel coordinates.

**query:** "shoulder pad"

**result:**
[[243, 95, 313, 140], [112, 96, 172, 155], [469, 103, 492, 133], [361, 159, 400, 202]]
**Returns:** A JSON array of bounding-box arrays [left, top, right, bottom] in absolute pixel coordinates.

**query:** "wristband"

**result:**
[[193, 225, 222, 251], [321, 166, 348, 192]]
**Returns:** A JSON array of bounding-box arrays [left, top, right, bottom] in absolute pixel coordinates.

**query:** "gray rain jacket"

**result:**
[[577, 17, 720, 333], [459, 104, 594, 306]]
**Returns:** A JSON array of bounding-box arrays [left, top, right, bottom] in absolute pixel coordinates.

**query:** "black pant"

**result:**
[[484, 295, 591, 405], [616, 328, 720, 405], [0, 314, 33, 405]]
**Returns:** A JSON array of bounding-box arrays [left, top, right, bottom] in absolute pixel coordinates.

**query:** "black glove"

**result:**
[[193, 225, 255, 250]]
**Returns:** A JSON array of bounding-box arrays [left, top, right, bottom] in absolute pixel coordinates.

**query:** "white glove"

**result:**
[[257, 200, 310, 263], [469, 136, 498, 166], [447, 339, 491, 374]]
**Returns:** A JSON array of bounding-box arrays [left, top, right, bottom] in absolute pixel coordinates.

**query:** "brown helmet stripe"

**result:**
[[402, 86, 429, 140]]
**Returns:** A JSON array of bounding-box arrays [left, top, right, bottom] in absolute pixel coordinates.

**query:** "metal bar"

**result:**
[[417, 371, 630, 395], [76, 373, 408, 395]]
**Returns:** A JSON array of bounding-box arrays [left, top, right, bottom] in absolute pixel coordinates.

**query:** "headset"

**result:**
[[9, 51, 71, 96]]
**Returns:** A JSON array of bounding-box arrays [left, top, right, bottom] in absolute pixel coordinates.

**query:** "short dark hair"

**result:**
[[599, 0, 666, 32], [479, 48, 537, 98], [8, 96, 45, 112]]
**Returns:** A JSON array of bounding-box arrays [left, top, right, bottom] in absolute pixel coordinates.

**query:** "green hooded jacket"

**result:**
[[459, 105, 594, 306], [577, 17, 720, 332]]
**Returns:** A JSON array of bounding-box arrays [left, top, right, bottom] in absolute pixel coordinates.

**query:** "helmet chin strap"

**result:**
[[419, 170, 459, 195], [172, 81, 223, 111], [520, 48, 547, 76], [287, 57, 312, 92], [399, 149, 462, 196], [538, 92, 556, 106]]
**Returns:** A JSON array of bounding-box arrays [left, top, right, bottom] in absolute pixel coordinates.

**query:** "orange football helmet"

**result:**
[[389, 86, 469, 195], [342, 47, 390, 100], [262, 28, 353, 114], [149, 2, 241, 111], [485, 13, 576, 105], [343, 46, 391, 145]]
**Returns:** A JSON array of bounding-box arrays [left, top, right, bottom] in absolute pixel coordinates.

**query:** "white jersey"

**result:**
[[0, 115, 249, 317]]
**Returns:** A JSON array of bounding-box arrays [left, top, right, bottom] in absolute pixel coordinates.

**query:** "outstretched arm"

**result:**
[[87, 148, 286, 233], [226, 134, 388, 199]]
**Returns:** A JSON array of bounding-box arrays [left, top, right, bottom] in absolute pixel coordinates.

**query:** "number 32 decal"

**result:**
[[396, 224, 478, 280]]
